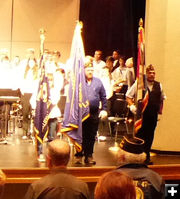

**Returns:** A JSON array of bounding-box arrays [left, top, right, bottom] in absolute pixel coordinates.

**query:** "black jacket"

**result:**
[[117, 163, 165, 199]]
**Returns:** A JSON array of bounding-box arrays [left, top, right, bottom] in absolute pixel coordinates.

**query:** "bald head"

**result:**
[[47, 139, 70, 167]]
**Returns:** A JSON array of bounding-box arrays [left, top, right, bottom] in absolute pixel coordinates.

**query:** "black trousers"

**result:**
[[136, 109, 158, 159], [76, 113, 99, 157], [21, 93, 32, 136], [0, 103, 11, 138]]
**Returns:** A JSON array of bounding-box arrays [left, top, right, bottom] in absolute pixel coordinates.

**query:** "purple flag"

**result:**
[[62, 22, 90, 152], [34, 62, 53, 155]]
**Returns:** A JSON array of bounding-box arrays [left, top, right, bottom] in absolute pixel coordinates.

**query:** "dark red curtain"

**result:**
[[79, 0, 146, 69]]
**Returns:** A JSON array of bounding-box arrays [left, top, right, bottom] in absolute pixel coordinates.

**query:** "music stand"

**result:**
[[0, 89, 20, 145]]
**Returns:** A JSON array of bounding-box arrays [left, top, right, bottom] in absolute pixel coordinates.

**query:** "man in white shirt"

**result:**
[[93, 50, 106, 79], [126, 64, 166, 164]]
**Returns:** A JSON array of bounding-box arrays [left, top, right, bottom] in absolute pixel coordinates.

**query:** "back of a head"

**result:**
[[105, 56, 114, 63], [94, 170, 136, 199], [125, 57, 133, 68], [47, 139, 70, 167]]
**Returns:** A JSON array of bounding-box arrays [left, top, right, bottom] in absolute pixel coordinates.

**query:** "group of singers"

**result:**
[[0, 48, 66, 140]]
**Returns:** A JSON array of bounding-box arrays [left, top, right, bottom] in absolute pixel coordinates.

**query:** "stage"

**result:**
[[1, 127, 180, 177], [1, 127, 180, 199]]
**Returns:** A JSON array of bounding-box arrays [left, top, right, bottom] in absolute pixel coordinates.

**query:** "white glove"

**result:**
[[130, 104, 137, 114], [99, 110, 108, 120]]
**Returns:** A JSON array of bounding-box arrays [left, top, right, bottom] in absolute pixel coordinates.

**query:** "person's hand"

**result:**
[[31, 109, 35, 117], [99, 110, 108, 120], [130, 104, 137, 114]]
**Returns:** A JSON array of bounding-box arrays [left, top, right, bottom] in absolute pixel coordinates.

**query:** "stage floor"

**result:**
[[1, 127, 180, 168]]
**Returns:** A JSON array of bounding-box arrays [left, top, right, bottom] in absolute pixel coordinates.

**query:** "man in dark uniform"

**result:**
[[117, 135, 165, 199], [126, 65, 166, 164]]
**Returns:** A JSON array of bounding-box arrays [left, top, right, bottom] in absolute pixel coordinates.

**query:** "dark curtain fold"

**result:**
[[79, 0, 146, 71]]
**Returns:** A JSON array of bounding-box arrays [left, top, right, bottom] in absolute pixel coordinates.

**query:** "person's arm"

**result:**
[[159, 83, 166, 114], [126, 81, 137, 114], [126, 96, 134, 106], [99, 80, 107, 111]]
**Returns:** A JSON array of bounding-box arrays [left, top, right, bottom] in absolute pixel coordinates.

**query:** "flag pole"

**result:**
[[33, 29, 51, 162], [133, 18, 147, 136], [61, 21, 90, 152]]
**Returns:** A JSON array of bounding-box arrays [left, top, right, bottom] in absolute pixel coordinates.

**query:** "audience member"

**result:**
[[24, 139, 90, 199], [116, 135, 165, 198], [94, 170, 136, 199]]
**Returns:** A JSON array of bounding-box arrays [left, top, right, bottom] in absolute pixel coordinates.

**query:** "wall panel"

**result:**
[[0, 0, 12, 54], [1, 0, 79, 62], [145, 0, 180, 151]]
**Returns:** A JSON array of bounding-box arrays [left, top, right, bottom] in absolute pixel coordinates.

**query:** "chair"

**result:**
[[108, 95, 130, 151], [108, 94, 129, 139]]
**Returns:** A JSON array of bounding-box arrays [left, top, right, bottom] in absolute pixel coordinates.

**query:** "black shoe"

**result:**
[[144, 159, 153, 165], [74, 156, 83, 164], [84, 156, 96, 165]]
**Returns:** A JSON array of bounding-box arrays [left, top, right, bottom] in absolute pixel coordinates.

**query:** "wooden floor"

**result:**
[[1, 125, 180, 183], [1, 127, 180, 168], [1, 127, 180, 177]]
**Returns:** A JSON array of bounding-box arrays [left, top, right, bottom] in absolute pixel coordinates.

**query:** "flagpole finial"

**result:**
[[39, 28, 46, 39], [76, 21, 83, 32], [79, 21, 83, 29], [139, 18, 143, 27], [39, 28, 46, 57]]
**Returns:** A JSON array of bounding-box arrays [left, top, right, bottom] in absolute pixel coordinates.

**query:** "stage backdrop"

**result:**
[[0, 0, 80, 63], [80, 0, 146, 64], [145, 0, 180, 152]]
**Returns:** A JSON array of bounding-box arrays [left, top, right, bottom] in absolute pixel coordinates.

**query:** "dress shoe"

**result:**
[[22, 135, 28, 140], [74, 156, 83, 164], [38, 154, 46, 162], [144, 158, 153, 165], [84, 156, 96, 165]]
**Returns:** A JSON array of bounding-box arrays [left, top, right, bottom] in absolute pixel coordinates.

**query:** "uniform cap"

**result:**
[[120, 135, 144, 154]]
